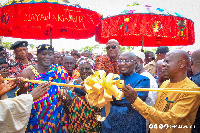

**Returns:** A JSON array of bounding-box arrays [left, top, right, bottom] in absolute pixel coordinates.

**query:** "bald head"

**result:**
[[63, 55, 76, 75], [106, 39, 119, 46], [120, 52, 136, 60], [167, 50, 189, 68], [81, 50, 92, 58], [191, 49, 200, 75], [106, 39, 120, 60], [155, 59, 163, 70], [191, 50, 200, 61], [119, 52, 137, 76], [63, 55, 75, 60], [163, 50, 189, 83], [53, 51, 61, 65]]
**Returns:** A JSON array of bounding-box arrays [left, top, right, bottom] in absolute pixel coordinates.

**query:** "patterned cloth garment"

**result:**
[[95, 55, 120, 75], [67, 80, 102, 133], [26, 64, 70, 133], [72, 69, 80, 79], [10, 58, 36, 77]]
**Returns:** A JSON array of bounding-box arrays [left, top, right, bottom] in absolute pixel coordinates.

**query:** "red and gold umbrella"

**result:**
[[0, 0, 102, 44], [95, 4, 195, 47]]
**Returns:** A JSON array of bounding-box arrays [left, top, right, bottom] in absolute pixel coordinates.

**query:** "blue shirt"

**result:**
[[191, 72, 200, 133], [102, 72, 150, 133], [190, 72, 200, 86]]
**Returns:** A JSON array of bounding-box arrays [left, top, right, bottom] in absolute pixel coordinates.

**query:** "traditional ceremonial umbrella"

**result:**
[[0, 0, 102, 45], [95, 4, 195, 48]]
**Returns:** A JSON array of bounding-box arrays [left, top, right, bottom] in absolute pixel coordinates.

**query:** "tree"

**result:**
[[79, 44, 99, 53], [29, 44, 35, 50], [2, 42, 12, 50]]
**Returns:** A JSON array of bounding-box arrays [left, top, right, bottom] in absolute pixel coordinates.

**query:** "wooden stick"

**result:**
[[3, 78, 200, 94], [3, 78, 82, 88], [134, 88, 200, 95]]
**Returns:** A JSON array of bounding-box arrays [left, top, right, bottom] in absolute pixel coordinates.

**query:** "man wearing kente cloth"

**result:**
[[102, 52, 150, 133], [122, 50, 200, 133], [20, 44, 70, 133]]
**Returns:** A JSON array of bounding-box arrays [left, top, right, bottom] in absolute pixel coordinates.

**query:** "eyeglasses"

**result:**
[[79, 67, 92, 72], [106, 45, 117, 50], [117, 60, 136, 64]]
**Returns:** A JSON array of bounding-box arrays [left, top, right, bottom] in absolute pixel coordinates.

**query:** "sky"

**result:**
[[1, 0, 200, 52]]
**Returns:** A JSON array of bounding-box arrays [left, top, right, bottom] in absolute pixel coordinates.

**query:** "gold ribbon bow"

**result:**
[[84, 70, 124, 121]]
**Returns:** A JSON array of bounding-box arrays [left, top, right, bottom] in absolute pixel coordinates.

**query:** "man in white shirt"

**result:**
[[133, 50, 158, 105], [133, 50, 158, 133], [0, 76, 50, 133]]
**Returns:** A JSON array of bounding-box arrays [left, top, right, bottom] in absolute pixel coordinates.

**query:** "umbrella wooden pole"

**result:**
[[50, 27, 52, 46], [141, 36, 144, 52]]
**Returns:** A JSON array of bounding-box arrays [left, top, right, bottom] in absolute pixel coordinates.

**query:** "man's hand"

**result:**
[[80, 81, 87, 94], [30, 82, 50, 100], [122, 84, 138, 104], [13, 77, 29, 95], [59, 89, 75, 109], [0, 75, 17, 96]]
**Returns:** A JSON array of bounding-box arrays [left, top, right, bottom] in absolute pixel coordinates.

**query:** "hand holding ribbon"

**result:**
[[84, 70, 124, 121]]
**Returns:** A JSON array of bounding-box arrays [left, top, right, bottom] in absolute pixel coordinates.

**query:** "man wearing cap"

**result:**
[[20, 44, 70, 133], [133, 50, 158, 133], [144, 46, 169, 77], [10, 41, 36, 77], [95, 39, 120, 75], [134, 50, 158, 105]]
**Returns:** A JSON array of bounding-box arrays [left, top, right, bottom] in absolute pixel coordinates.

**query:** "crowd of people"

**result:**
[[0, 39, 199, 133]]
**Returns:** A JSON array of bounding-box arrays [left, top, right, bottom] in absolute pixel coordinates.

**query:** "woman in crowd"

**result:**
[[61, 56, 102, 133]]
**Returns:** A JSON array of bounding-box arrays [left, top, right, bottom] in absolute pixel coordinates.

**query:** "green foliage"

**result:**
[[119, 46, 132, 54], [79, 44, 99, 53], [29, 44, 35, 50], [2, 42, 12, 50], [127, 2, 139, 6]]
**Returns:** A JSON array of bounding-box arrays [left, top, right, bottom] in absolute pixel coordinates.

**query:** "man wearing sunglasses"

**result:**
[[102, 51, 150, 133], [95, 39, 120, 75]]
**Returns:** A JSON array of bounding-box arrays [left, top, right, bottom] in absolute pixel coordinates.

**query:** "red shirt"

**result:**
[[10, 58, 36, 77], [95, 55, 120, 75]]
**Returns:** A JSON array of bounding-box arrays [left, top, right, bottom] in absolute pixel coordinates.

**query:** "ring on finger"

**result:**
[[63, 95, 66, 99]]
